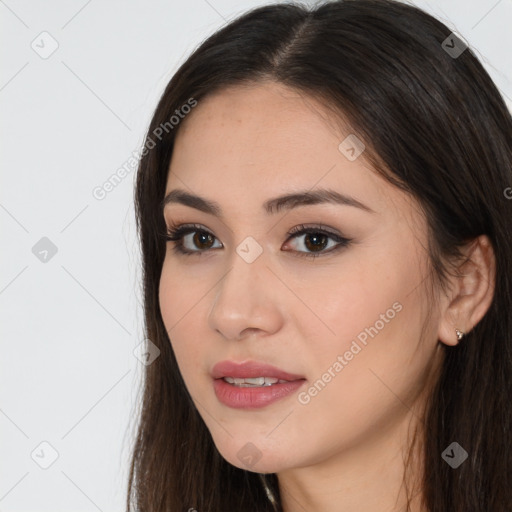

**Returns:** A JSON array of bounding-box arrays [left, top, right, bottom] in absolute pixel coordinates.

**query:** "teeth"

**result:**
[[223, 376, 288, 387]]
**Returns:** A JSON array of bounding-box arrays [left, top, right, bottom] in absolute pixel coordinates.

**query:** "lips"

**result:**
[[211, 360, 305, 382]]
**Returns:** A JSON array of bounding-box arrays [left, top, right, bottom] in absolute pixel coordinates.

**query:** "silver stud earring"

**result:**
[[455, 328, 465, 341]]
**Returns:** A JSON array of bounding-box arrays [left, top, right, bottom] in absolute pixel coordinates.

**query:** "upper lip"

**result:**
[[212, 360, 305, 381]]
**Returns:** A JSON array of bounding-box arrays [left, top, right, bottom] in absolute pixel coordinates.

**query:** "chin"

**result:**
[[228, 454, 289, 474], [214, 439, 293, 474]]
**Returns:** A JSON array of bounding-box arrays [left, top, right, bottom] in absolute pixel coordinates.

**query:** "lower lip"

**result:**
[[213, 378, 306, 409]]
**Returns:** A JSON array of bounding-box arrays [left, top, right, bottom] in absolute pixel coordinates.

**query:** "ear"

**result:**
[[437, 235, 496, 347]]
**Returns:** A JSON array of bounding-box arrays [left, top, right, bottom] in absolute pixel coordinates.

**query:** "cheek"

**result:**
[[158, 261, 207, 374], [310, 237, 427, 356], [291, 256, 432, 440], [159, 257, 208, 325], [288, 256, 397, 364], [294, 243, 428, 381]]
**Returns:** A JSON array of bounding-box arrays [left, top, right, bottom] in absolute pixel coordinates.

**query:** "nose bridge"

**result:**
[[208, 243, 281, 340]]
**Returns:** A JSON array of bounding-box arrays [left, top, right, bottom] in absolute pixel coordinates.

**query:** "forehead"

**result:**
[[166, 82, 413, 222], [175, 81, 343, 154]]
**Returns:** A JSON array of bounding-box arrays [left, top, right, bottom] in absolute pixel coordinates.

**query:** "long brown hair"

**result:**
[[127, 1, 512, 510]]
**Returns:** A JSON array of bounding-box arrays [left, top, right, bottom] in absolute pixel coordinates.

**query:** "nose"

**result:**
[[207, 250, 283, 342]]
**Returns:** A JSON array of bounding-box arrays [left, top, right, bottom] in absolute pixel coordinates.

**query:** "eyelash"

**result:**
[[163, 223, 352, 259]]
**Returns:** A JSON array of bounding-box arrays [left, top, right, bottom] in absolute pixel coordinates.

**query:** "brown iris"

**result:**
[[193, 231, 215, 250], [303, 233, 328, 252]]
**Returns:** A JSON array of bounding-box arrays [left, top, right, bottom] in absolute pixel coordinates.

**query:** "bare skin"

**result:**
[[158, 81, 495, 512]]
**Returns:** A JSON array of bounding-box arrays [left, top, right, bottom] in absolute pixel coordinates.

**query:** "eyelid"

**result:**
[[286, 223, 343, 239]]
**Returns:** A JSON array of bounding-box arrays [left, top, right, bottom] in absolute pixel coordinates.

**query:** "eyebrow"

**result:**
[[162, 188, 376, 216]]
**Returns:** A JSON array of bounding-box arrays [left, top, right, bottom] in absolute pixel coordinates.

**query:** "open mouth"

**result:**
[[211, 360, 306, 408], [213, 376, 307, 409], [221, 376, 291, 387]]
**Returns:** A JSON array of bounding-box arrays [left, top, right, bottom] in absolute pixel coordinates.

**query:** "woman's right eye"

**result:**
[[165, 224, 222, 256]]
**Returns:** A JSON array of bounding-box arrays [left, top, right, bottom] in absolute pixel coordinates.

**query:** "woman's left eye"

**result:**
[[164, 223, 352, 259], [285, 225, 351, 258]]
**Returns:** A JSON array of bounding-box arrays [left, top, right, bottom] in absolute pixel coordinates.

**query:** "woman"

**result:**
[[127, 0, 512, 510]]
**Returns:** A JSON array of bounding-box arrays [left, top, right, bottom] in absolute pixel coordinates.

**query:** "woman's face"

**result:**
[[159, 82, 443, 474]]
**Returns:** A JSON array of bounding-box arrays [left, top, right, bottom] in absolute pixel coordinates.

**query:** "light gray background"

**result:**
[[1, 0, 511, 510]]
